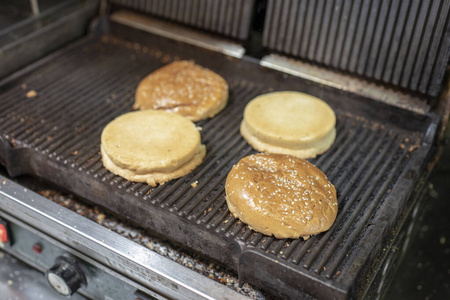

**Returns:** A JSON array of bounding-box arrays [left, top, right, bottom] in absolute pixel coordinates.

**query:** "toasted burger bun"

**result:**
[[134, 61, 228, 122], [241, 91, 336, 159], [225, 153, 338, 239], [101, 110, 205, 186]]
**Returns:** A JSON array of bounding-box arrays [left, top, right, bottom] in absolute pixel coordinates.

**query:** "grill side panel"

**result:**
[[263, 0, 450, 97]]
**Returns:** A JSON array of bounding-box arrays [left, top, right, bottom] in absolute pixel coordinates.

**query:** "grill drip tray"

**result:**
[[0, 21, 438, 299]]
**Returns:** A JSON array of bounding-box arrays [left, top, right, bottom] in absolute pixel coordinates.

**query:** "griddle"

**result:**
[[0, 20, 439, 299]]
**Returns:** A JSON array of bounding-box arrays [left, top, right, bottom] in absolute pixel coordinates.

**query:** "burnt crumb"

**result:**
[[71, 151, 78, 155]]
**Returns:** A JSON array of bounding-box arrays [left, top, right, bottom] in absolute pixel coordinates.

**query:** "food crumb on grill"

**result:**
[[409, 145, 420, 152], [219, 278, 227, 284], [7, 280, 13, 286], [97, 213, 105, 223], [26, 90, 37, 98], [400, 143, 406, 149], [2, 180, 6, 184], [336, 271, 341, 276], [323, 266, 327, 271], [191, 181, 198, 188], [71, 150, 78, 155], [21, 83, 27, 89]]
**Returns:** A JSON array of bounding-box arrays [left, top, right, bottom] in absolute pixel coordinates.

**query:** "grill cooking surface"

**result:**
[[0, 22, 437, 299]]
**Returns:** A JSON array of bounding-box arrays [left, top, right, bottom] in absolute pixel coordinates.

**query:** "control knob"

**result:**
[[46, 256, 87, 296]]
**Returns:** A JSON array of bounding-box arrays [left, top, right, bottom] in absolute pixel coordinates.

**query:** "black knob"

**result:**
[[46, 256, 87, 296]]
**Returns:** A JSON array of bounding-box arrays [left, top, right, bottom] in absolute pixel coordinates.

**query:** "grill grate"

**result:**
[[0, 24, 437, 299], [111, 0, 256, 40], [262, 0, 450, 97]]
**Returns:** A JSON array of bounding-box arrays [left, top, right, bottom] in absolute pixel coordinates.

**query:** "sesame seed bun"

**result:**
[[134, 61, 228, 122], [225, 153, 338, 239], [240, 91, 336, 159]]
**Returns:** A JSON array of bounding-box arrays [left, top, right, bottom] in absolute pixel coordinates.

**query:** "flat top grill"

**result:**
[[0, 20, 437, 299]]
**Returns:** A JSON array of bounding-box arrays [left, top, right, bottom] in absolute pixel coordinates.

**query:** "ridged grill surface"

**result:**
[[111, 0, 255, 40], [262, 0, 450, 97], [0, 29, 434, 298]]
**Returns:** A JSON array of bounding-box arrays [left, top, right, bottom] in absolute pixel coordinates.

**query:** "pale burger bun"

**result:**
[[240, 91, 336, 159], [225, 153, 338, 239], [134, 60, 228, 122], [101, 110, 205, 186]]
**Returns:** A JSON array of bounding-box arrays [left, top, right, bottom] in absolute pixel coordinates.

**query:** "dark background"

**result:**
[[386, 124, 450, 299]]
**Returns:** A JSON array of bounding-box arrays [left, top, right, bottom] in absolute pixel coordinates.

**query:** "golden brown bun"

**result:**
[[225, 153, 338, 239], [101, 110, 205, 186], [240, 91, 336, 159], [134, 61, 228, 122]]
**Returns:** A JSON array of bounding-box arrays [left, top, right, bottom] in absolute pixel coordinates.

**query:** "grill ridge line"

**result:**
[[324, 145, 411, 277], [61, 89, 136, 165], [390, 1, 421, 85], [39, 72, 138, 156], [5, 50, 129, 142], [0, 48, 109, 132], [29, 72, 135, 153], [251, 119, 354, 255], [308, 117, 350, 168], [300, 0, 317, 58], [206, 142, 253, 228], [409, 0, 442, 90], [154, 124, 243, 207], [307, 0, 325, 61], [364, 0, 392, 77], [300, 132, 397, 267], [60, 88, 137, 165], [420, 0, 450, 94], [400, 1, 432, 89], [306, 134, 399, 271], [340, 0, 363, 71], [325, 126, 373, 179], [332, 0, 354, 68], [165, 92, 262, 209], [3, 65, 121, 149], [355, 0, 382, 75], [374, 0, 401, 80], [276, 0, 291, 52], [315, 0, 335, 62], [0, 38, 100, 110], [279, 123, 372, 263], [284, 0, 299, 54]]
